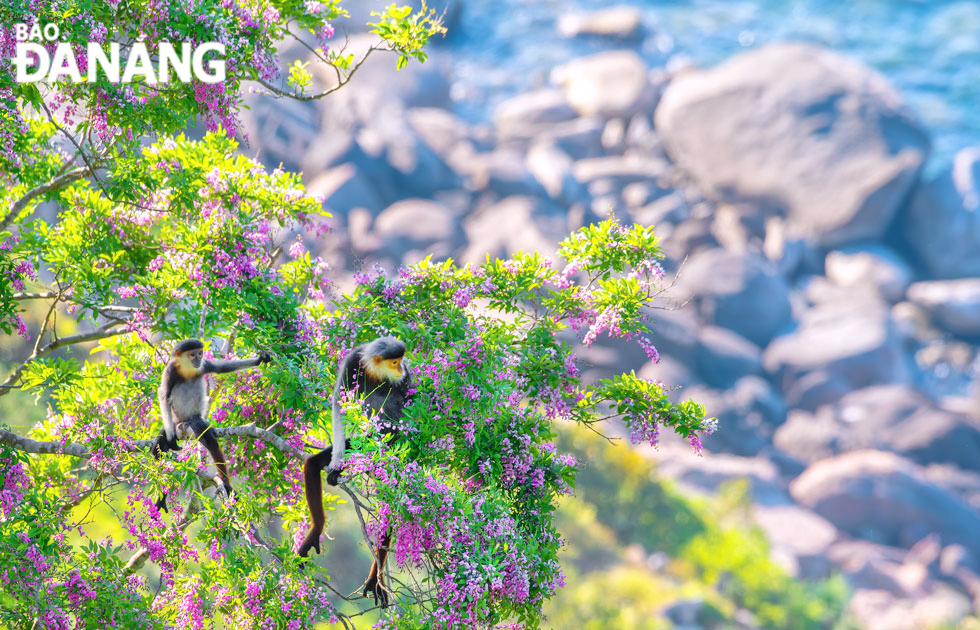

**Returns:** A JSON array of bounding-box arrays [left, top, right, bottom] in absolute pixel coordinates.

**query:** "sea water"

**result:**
[[448, 0, 980, 175]]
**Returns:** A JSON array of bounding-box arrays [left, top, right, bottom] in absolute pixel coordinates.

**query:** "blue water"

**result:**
[[448, 0, 980, 175]]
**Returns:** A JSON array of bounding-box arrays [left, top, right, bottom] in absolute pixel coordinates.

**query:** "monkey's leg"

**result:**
[[150, 429, 182, 512], [363, 530, 392, 608], [297, 439, 352, 557], [187, 416, 233, 499], [297, 446, 333, 557]]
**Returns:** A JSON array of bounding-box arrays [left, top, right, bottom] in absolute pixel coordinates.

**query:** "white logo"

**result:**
[[12, 23, 226, 84]]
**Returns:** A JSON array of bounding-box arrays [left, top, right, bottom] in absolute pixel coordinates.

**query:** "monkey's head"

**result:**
[[174, 338, 205, 375], [361, 336, 407, 383]]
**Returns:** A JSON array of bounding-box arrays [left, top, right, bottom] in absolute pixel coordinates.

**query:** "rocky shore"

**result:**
[[239, 11, 980, 628]]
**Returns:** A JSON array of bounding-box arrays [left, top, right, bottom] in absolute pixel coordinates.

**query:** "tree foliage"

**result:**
[[0, 1, 713, 629]]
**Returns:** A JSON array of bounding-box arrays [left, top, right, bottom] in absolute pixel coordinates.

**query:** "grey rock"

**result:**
[[496, 116, 606, 160], [655, 43, 930, 247], [907, 278, 980, 338], [775, 384, 980, 473], [763, 300, 909, 407], [691, 377, 787, 457], [572, 154, 669, 188], [307, 163, 385, 215], [494, 89, 577, 129], [372, 199, 461, 260], [557, 6, 645, 41], [681, 248, 792, 346], [754, 505, 837, 579], [551, 51, 657, 119], [628, 191, 689, 227], [526, 142, 587, 203], [459, 196, 565, 264], [240, 93, 319, 173], [825, 244, 912, 303], [469, 149, 547, 198], [662, 599, 705, 627], [848, 584, 971, 630], [790, 450, 980, 557], [695, 326, 763, 389], [901, 147, 980, 279], [646, 303, 700, 365], [658, 448, 791, 506]]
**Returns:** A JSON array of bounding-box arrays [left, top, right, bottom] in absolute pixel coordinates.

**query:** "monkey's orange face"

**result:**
[[368, 355, 405, 382], [176, 349, 204, 377]]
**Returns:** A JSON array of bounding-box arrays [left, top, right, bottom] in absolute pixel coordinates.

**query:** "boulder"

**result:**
[[753, 505, 838, 579], [493, 89, 578, 130], [694, 327, 763, 389], [825, 244, 912, 303], [371, 199, 461, 260], [526, 142, 587, 203], [628, 191, 689, 228], [307, 163, 385, 216], [680, 248, 792, 346], [557, 6, 645, 41], [774, 384, 980, 472], [790, 450, 980, 556], [900, 149, 980, 279], [551, 51, 657, 118], [655, 43, 930, 247], [646, 303, 700, 365], [459, 197, 565, 264], [656, 447, 791, 506], [690, 377, 786, 457], [907, 278, 980, 338], [763, 300, 909, 407], [572, 154, 669, 188], [498, 116, 607, 160], [468, 149, 547, 198], [848, 585, 971, 630]]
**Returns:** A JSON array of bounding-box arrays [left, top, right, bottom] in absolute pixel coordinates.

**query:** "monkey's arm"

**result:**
[[157, 372, 177, 445], [202, 352, 271, 374]]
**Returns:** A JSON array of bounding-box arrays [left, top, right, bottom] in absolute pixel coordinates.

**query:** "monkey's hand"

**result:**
[[258, 351, 273, 365], [153, 431, 181, 456], [326, 467, 341, 486]]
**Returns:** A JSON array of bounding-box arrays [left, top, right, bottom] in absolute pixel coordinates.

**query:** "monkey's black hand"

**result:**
[[258, 351, 273, 365], [153, 432, 181, 456], [326, 468, 341, 486], [154, 494, 169, 513]]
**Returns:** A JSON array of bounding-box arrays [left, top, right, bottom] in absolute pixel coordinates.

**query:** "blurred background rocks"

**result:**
[[235, 1, 980, 626]]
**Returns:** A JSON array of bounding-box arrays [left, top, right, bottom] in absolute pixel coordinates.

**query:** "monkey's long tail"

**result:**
[[298, 447, 333, 556]]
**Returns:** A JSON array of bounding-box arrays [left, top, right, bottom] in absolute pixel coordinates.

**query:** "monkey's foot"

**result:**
[[297, 534, 321, 557], [215, 480, 234, 500], [363, 578, 390, 608], [326, 468, 341, 486]]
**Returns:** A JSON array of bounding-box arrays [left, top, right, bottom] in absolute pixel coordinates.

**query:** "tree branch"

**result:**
[[2, 167, 90, 232], [0, 423, 309, 461], [13, 292, 57, 300], [0, 323, 130, 396]]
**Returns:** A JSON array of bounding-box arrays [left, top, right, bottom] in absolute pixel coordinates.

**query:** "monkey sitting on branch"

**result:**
[[297, 336, 412, 608], [152, 338, 271, 511]]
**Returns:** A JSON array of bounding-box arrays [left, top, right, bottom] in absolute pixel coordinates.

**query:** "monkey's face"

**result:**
[[369, 355, 405, 382], [176, 349, 204, 375]]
